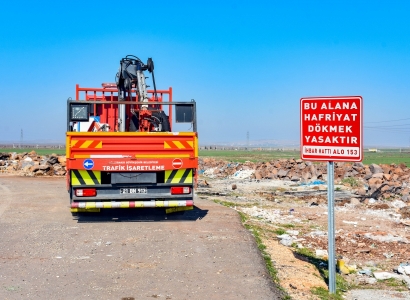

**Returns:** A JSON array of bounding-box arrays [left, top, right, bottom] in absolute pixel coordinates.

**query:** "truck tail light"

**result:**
[[171, 187, 191, 195], [75, 188, 97, 197]]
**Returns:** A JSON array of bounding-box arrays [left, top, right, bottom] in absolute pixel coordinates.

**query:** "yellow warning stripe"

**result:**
[[165, 169, 193, 184], [73, 155, 91, 158], [71, 170, 101, 186], [71, 140, 103, 149], [194, 136, 198, 157], [163, 141, 194, 149], [80, 140, 93, 148], [173, 141, 185, 149]]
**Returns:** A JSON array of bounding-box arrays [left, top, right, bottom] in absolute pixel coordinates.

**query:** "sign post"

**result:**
[[300, 96, 363, 294]]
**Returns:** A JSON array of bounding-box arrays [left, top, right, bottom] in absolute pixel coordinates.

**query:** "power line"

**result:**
[[365, 117, 410, 124], [364, 127, 410, 133]]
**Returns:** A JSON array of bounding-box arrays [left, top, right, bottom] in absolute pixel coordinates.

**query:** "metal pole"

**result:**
[[327, 161, 336, 293]]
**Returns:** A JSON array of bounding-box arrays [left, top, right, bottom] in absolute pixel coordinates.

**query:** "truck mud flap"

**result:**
[[71, 208, 101, 213], [165, 206, 194, 214]]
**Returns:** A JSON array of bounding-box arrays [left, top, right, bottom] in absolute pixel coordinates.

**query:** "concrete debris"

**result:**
[[199, 158, 410, 201], [373, 271, 401, 280], [364, 233, 409, 244], [398, 265, 410, 275], [0, 151, 66, 177]]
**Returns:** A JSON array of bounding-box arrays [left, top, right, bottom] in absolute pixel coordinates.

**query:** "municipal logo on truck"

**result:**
[[172, 158, 183, 169]]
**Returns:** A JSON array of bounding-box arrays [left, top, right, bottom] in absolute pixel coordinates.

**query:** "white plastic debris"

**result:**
[[315, 249, 328, 258]]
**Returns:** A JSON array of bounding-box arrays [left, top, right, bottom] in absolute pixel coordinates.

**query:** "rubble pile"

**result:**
[[0, 151, 66, 176], [199, 158, 410, 201]]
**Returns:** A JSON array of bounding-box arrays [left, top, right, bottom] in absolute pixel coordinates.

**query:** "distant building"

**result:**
[[368, 148, 378, 152]]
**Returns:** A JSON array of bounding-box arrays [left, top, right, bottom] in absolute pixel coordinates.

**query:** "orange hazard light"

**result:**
[[75, 188, 97, 197]]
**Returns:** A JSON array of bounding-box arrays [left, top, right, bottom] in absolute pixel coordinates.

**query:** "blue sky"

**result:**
[[1, 1, 410, 147]]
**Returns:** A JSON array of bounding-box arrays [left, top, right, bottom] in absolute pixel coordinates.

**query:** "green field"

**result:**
[[0, 148, 65, 156], [199, 149, 410, 166], [1, 148, 408, 166], [199, 150, 299, 162]]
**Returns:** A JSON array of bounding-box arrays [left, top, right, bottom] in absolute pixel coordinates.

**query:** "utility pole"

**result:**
[[20, 129, 23, 149]]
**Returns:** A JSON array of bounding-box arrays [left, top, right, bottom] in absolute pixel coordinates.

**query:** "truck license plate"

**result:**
[[120, 188, 147, 194]]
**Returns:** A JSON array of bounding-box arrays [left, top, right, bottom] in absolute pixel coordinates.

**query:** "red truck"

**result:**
[[66, 56, 198, 215]]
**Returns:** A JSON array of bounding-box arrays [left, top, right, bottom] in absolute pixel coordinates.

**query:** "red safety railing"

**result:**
[[75, 84, 173, 132]]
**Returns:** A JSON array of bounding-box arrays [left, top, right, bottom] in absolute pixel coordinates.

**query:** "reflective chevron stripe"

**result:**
[[71, 170, 101, 186], [165, 169, 193, 184], [164, 140, 194, 149], [71, 140, 102, 148]]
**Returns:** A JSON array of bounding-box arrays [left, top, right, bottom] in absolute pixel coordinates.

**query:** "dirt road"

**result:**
[[0, 176, 282, 300]]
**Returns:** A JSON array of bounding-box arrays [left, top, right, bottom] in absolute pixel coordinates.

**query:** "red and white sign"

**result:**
[[172, 158, 183, 169], [300, 96, 363, 162]]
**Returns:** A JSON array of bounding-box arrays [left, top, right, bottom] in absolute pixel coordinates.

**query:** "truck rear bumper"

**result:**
[[71, 199, 193, 209]]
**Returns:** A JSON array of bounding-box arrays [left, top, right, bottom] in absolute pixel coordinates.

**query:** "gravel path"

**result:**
[[0, 176, 282, 300]]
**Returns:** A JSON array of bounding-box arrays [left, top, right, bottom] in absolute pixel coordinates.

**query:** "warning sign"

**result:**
[[300, 96, 363, 162]]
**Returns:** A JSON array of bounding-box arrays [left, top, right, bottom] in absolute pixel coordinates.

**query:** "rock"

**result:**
[[368, 177, 383, 186], [391, 200, 406, 209], [30, 165, 50, 172], [373, 271, 400, 280], [393, 167, 404, 175], [47, 156, 58, 165], [0, 152, 11, 160], [53, 164, 63, 171], [398, 265, 410, 275], [383, 173, 392, 181], [350, 198, 361, 206], [21, 161, 34, 169], [369, 164, 383, 174], [356, 277, 377, 285], [254, 171, 262, 180], [353, 162, 364, 169], [371, 173, 384, 179], [277, 234, 293, 246], [290, 175, 300, 181], [286, 230, 299, 236], [231, 184, 237, 190], [399, 206, 410, 219], [355, 248, 371, 253], [370, 203, 389, 210], [277, 169, 289, 178]]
